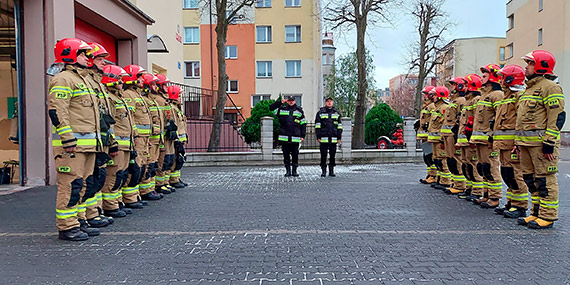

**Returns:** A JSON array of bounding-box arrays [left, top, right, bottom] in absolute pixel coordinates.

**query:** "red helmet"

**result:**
[[480, 64, 502, 83], [434, 86, 449, 99], [422, 85, 435, 94], [86, 42, 109, 67], [498, 65, 525, 87], [155, 74, 171, 85], [448, 77, 467, 92], [465, 74, 482, 92], [167, 85, 182, 100], [54, 38, 92, 64], [102, 65, 128, 86], [523, 50, 556, 75], [122, 65, 146, 84], [140, 73, 159, 85]]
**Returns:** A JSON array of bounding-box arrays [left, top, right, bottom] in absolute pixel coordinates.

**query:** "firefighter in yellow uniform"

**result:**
[[48, 38, 100, 241], [456, 74, 485, 200], [167, 85, 189, 188], [100, 65, 136, 218], [428, 86, 451, 189], [442, 77, 467, 194], [516, 50, 565, 229], [417, 86, 437, 184], [469, 64, 504, 208], [491, 65, 530, 218]]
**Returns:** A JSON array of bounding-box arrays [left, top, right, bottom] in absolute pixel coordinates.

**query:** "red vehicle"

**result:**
[[377, 125, 405, 149]]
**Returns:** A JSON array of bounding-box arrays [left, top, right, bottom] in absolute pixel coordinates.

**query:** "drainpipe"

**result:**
[[14, 0, 25, 186]]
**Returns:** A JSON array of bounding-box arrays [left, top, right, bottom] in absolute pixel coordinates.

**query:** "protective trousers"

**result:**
[[462, 146, 484, 196], [122, 136, 149, 203], [519, 146, 560, 221], [101, 151, 130, 211], [475, 144, 502, 199], [140, 139, 160, 193], [169, 142, 184, 184], [444, 136, 465, 190], [282, 142, 300, 167], [432, 142, 451, 185], [500, 150, 529, 210], [319, 143, 337, 167], [421, 142, 437, 178], [54, 150, 96, 231], [156, 140, 175, 186]]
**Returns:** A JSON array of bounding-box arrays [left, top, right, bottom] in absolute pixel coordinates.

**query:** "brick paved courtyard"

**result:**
[[1, 155, 570, 284]]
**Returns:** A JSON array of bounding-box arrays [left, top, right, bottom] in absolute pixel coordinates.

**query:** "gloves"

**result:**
[[165, 120, 178, 140], [542, 143, 554, 155], [130, 150, 138, 160], [440, 142, 445, 149], [175, 141, 186, 155], [109, 145, 119, 154], [465, 116, 474, 132], [422, 123, 429, 131], [489, 119, 495, 130], [414, 120, 420, 131], [95, 152, 112, 167]]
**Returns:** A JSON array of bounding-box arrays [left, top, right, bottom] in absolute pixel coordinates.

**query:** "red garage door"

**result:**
[[75, 18, 117, 64]]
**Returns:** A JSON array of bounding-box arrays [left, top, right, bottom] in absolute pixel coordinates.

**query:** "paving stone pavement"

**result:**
[[1, 152, 570, 284]]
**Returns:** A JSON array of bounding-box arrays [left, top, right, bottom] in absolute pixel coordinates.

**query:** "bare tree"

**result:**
[[407, 0, 451, 117], [208, 0, 255, 152], [324, 0, 391, 149]]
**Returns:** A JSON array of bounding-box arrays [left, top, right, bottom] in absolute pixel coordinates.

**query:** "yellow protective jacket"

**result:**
[[150, 92, 170, 143], [123, 85, 151, 137], [515, 76, 565, 147], [107, 86, 136, 151], [48, 65, 101, 152], [171, 100, 188, 143], [83, 69, 118, 150], [427, 99, 447, 143], [470, 85, 504, 144], [456, 92, 480, 147], [416, 99, 434, 141], [441, 94, 467, 138], [493, 88, 520, 151]]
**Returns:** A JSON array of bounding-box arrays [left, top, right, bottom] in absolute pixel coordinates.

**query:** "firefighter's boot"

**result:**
[[171, 182, 186, 188], [104, 209, 127, 218], [166, 184, 176, 193], [87, 216, 109, 228], [528, 218, 554, 229], [284, 166, 292, 177], [156, 185, 171, 194], [445, 188, 463, 195], [292, 166, 299, 177], [424, 176, 437, 184], [59, 227, 89, 241], [481, 199, 499, 209], [494, 202, 511, 215], [328, 165, 336, 177], [79, 219, 100, 236], [124, 202, 144, 209], [119, 203, 133, 215], [504, 207, 527, 219], [517, 215, 538, 226], [321, 166, 327, 177], [473, 197, 488, 205], [141, 191, 162, 201], [458, 189, 471, 199]]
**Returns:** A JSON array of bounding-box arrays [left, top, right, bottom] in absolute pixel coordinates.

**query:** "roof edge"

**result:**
[[117, 0, 155, 24]]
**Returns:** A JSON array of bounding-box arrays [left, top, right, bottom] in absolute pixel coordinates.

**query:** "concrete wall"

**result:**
[[455, 38, 506, 77]]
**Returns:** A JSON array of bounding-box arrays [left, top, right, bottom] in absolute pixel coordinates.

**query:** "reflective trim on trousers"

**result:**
[[55, 208, 78, 219]]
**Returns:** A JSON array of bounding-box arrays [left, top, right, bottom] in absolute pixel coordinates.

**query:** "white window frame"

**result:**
[[508, 14, 514, 30], [256, 0, 271, 8], [285, 25, 301, 43], [184, 27, 200, 44], [251, 94, 271, 107], [500, 47, 505, 61], [285, 60, 302, 77], [225, 46, 238, 59], [507, 43, 514, 59], [184, 61, 200, 78], [285, 0, 301, 7], [256, 61, 273, 78], [183, 0, 199, 9], [256, 26, 272, 43], [227, 80, 239, 93]]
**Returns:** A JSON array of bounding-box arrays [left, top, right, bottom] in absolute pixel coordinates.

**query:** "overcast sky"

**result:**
[[327, 0, 508, 89]]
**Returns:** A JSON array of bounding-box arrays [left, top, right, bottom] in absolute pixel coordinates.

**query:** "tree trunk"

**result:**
[[208, 0, 228, 152], [352, 16, 367, 149]]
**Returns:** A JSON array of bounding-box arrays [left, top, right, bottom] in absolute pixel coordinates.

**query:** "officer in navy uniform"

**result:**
[[315, 97, 342, 177], [269, 96, 307, 177]]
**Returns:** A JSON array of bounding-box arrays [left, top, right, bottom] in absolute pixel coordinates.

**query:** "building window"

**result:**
[[183, 0, 198, 9], [285, 25, 301, 42], [256, 61, 273, 77], [508, 14, 514, 30], [285, 0, 301, 7], [256, 26, 272, 43], [500, 47, 505, 61], [252, 94, 271, 107], [225, 45, 238, 59], [184, 61, 200, 78], [184, 27, 200, 44], [538, 28, 543, 46], [227, 80, 239, 93], [539, 0, 543, 11], [256, 0, 271, 8], [507, 43, 514, 59], [286, 60, 301, 77], [284, 94, 302, 106]]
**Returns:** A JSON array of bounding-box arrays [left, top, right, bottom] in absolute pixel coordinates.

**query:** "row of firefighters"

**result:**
[[48, 38, 189, 241], [416, 49, 565, 230]]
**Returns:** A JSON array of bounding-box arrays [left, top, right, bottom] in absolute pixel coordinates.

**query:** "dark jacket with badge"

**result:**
[[269, 99, 307, 143], [315, 106, 342, 143]]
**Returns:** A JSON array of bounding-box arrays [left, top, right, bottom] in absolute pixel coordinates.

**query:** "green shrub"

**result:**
[[364, 103, 403, 145], [241, 100, 280, 144]]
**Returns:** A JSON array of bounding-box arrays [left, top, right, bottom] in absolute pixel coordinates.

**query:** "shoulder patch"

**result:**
[[55, 92, 68, 99], [76, 83, 86, 89]]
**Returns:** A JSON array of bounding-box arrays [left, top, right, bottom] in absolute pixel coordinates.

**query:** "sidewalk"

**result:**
[[1, 159, 569, 283]]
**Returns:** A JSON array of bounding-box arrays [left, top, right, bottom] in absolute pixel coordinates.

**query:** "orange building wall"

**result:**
[[200, 24, 256, 120]]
